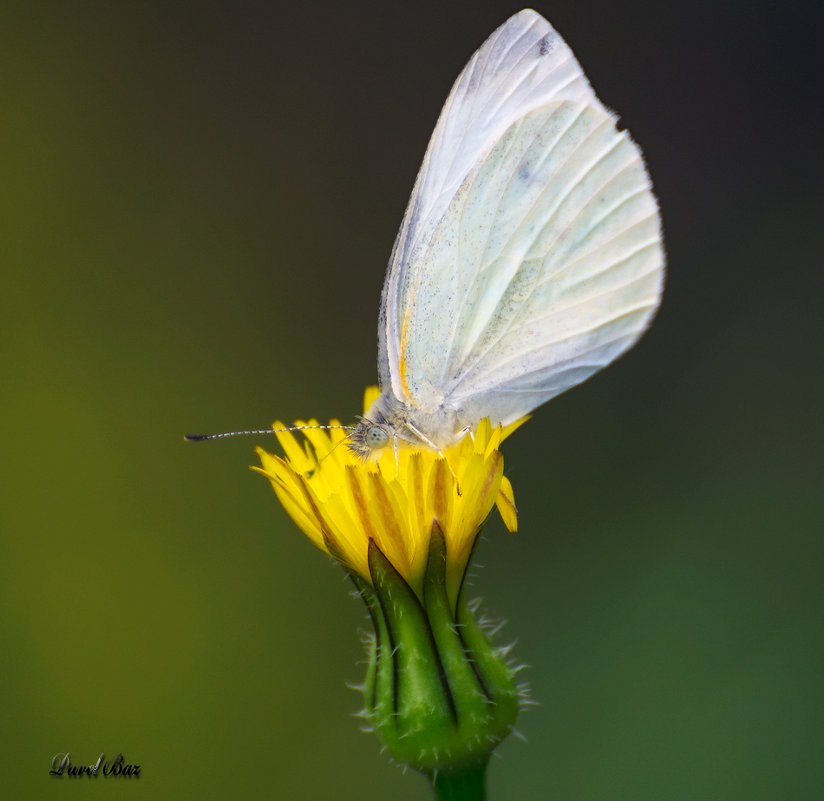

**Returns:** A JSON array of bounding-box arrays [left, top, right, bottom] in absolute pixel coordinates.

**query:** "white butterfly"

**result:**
[[349, 9, 664, 458]]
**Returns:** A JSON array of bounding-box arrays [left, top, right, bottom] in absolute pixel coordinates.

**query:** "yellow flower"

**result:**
[[254, 387, 522, 606]]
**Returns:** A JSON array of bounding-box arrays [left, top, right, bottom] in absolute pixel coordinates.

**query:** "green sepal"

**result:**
[[423, 525, 516, 750], [366, 539, 457, 755], [349, 571, 380, 715], [356, 529, 519, 775]]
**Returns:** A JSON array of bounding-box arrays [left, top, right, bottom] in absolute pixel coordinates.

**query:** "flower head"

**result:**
[[254, 387, 521, 605], [254, 388, 528, 773]]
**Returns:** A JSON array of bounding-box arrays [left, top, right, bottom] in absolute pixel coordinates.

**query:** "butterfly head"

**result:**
[[347, 418, 392, 459]]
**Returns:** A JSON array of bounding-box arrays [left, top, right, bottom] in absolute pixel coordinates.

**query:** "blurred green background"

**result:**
[[2, 0, 821, 799]]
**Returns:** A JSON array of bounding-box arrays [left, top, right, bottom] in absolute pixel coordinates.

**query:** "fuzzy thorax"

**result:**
[[347, 390, 463, 460]]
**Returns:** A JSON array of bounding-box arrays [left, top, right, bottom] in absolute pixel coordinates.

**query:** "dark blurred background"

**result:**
[[2, 1, 822, 799]]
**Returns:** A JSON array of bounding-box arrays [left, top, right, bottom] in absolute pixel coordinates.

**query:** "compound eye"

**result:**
[[365, 425, 390, 450]]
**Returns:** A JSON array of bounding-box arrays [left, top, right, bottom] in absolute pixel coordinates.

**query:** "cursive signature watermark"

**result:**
[[49, 752, 140, 778]]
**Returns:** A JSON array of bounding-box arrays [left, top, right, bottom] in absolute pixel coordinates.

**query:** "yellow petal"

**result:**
[[362, 385, 381, 413], [273, 421, 314, 474], [495, 475, 518, 533]]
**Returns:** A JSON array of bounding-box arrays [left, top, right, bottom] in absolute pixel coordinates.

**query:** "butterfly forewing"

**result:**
[[377, 9, 664, 439], [379, 10, 609, 403]]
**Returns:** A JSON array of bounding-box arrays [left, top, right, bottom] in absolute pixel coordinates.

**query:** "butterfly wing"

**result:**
[[378, 10, 664, 427]]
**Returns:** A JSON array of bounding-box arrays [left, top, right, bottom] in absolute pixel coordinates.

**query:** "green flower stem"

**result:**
[[428, 758, 488, 801]]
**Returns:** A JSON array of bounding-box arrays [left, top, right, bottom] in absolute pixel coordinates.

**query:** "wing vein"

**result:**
[[458, 299, 657, 390], [445, 116, 625, 388]]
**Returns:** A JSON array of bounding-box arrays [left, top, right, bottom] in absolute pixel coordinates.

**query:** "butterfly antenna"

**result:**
[[185, 424, 355, 442]]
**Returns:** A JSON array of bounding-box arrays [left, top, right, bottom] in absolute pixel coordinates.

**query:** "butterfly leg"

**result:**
[[405, 421, 462, 496]]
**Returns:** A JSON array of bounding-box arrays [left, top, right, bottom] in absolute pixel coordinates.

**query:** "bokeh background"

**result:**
[[2, 0, 822, 799]]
